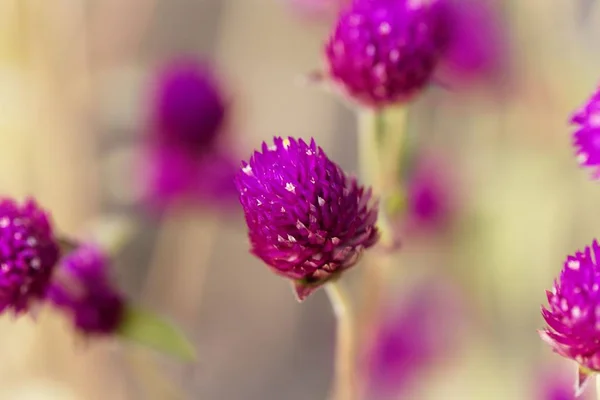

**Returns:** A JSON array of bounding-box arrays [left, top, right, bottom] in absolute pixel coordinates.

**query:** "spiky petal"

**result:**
[[0, 197, 59, 314], [235, 137, 379, 300], [540, 239, 600, 396]]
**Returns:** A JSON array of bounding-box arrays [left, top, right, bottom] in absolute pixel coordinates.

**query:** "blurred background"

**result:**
[[0, 0, 599, 399]]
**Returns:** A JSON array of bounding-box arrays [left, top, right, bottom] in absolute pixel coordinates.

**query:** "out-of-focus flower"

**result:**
[[0, 197, 59, 314], [141, 58, 237, 210], [322, 0, 508, 107], [435, 0, 508, 90], [540, 240, 600, 395], [324, 0, 451, 108], [235, 137, 379, 300], [535, 369, 581, 400], [47, 244, 124, 335], [365, 279, 465, 397], [572, 87, 600, 178], [150, 58, 226, 152], [403, 153, 457, 235]]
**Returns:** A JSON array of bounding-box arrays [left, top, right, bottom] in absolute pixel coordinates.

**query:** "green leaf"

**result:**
[[117, 305, 196, 362]]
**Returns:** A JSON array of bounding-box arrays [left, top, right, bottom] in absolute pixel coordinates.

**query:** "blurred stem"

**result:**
[[325, 280, 357, 400], [596, 374, 600, 400]]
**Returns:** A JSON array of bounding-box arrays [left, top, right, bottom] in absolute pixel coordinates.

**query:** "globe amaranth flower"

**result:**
[[324, 0, 451, 108], [572, 86, 600, 178], [141, 58, 237, 210], [540, 239, 600, 396], [47, 244, 125, 335], [0, 197, 59, 314], [435, 0, 508, 90], [365, 280, 464, 397], [235, 137, 379, 301], [150, 58, 227, 151]]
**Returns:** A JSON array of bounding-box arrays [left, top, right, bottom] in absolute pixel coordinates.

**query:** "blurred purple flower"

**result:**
[[435, 0, 508, 90], [150, 58, 227, 152], [141, 58, 238, 210], [0, 197, 59, 315], [235, 137, 379, 301], [404, 153, 456, 234], [571, 86, 600, 178], [47, 244, 124, 335], [365, 279, 464, 397], [535, 369, 580, 400], [540, 240, 600, 395], [324, 0, 451, 108]]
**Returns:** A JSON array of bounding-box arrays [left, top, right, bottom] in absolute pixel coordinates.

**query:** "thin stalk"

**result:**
[[325, 280, 357, 400], [596, 374, 600, 400]]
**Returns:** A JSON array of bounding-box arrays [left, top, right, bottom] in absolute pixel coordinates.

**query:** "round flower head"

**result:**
[[151, 58, 227, 152], [0, 197, 59, 314], [324, 0, 450, 108], [572, 86, 600, 178], [47, 244, 124, 335], [540, 239, 600, 393], [235, 137, 379, 300]]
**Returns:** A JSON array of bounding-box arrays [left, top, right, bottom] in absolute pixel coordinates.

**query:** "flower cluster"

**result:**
[[235, 137, 379, 300]]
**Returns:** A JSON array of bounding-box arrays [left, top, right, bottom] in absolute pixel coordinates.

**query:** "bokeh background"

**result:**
[[0, 0, 599, 399]]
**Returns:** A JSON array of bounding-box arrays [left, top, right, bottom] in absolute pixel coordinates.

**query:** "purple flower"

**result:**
[[405, 154, 455, 234], [324, 0, 451, 108], [571, 87, 600, 178], [540, 240, 600, 394], [435, 0, 508, 89], [141, 58, 238, 210], [365, 279, 464, 397], [0, 197, 59, 314], [150, 58, 227, 152], [47, 244, 124, 335], [235, 137, 379, 300]]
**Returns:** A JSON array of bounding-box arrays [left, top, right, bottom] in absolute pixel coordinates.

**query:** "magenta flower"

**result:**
[[571, 86, 600, 178], [47, 244, 124, 335], [404, 154, 456, 234], [540, 240, 600, 395], [235, 137, 379, 300], [365, 280, 464, 397], [0, 197, 59, 314], [324, 0, 451, 108], [150, 58, 227, 152], [435, 0, 507, 89], [141, 58, 237, 210]]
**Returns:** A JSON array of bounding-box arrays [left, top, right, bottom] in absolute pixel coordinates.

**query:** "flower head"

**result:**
[[365, 279, 464, 397], [572, 87, 600, 178], [235, 137, 379, 300], [324, 0, 450, 108], [435, 0, 508, 90], [405, 153, 455, 233], [150, 58, 227, 152], [0, 197, 59, 314], [47, 244, 124, 335], [141, 58, 238, 211], [540, 240, 600, 393]]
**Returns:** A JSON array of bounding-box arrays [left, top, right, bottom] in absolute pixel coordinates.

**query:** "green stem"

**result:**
[[325, 280, 357, 400]]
